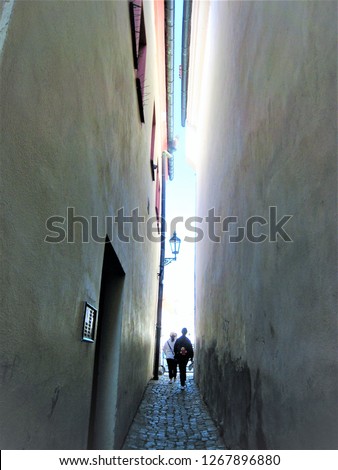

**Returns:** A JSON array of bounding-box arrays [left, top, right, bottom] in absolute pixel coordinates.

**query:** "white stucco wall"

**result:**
[[0, 0, 164, 449], [190, 0, 337, 449]]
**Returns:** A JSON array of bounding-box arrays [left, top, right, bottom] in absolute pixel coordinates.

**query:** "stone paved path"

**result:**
[[122, 374, 225, 450]]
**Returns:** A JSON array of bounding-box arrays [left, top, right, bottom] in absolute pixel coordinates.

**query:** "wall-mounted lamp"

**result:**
[[164, 231, 181, 266]]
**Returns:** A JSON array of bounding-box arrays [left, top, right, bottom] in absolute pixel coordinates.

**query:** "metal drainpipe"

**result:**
[[152, 1, 175, 380], [153, 151, 167, 380]]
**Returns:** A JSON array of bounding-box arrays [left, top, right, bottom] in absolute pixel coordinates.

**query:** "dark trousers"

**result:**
[[178, 358, 189, 386], [166, 358, 177, 379]]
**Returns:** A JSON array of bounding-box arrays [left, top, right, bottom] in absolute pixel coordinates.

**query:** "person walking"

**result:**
[[174, 328, 194, 389], [162, 332, 177, 383]]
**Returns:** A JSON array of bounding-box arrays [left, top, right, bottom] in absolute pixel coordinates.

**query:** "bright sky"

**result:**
[[161, 0, 196, 346]]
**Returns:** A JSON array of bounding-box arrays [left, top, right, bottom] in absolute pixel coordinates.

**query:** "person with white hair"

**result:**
[[162, 332, 178, 383]]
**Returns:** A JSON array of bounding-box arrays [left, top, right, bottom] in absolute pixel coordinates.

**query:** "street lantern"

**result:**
[[169, 231, 181, 257], [164, 232, 181, 266]]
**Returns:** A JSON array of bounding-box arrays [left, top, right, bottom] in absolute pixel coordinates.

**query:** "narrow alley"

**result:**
[[1, 0, 336, 453], [123, 374, 224, 450]]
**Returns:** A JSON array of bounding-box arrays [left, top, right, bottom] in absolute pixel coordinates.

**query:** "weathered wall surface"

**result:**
[[191, 1, 337, 449], [0, 1, 163, 449]]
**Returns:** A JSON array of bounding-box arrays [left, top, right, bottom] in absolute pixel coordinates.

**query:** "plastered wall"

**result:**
[[0, 0, 163, 449], [191, 1, 337, 449]]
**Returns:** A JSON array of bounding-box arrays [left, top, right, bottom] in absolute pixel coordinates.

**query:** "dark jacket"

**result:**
[[174, 335, 194, 361]]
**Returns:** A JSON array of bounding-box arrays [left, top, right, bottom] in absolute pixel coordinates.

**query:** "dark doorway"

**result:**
[[88, 238, 125, 449]]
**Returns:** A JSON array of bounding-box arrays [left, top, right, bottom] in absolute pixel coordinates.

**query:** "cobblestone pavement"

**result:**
[[122, 374, 225, 450]]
